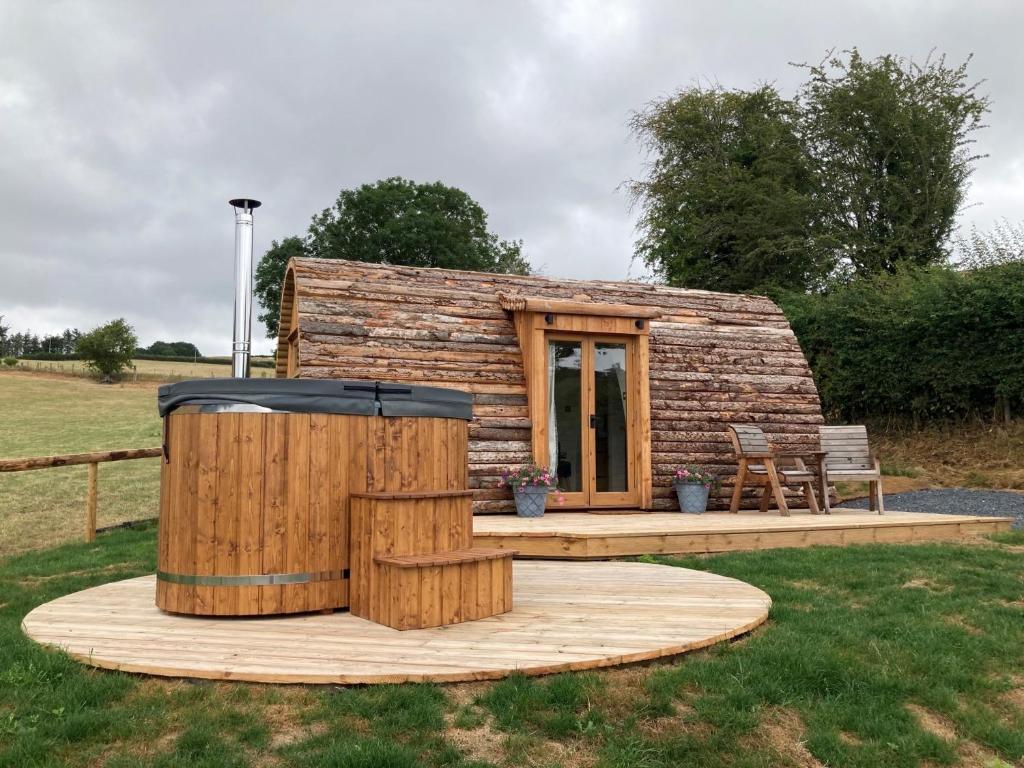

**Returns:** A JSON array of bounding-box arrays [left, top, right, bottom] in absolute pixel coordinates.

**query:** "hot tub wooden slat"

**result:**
[[238, 414, 265, 615], [194, 414, 219, 614], [213, 413, 238, 616]]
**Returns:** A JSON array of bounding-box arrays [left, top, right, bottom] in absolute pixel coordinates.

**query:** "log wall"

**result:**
[[276, 258, 824, 513]]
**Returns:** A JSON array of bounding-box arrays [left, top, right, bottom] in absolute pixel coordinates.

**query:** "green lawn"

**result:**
[[12, 358, 276, 381], [2, 527, 1022, 768], [0, 373, 163, 555]]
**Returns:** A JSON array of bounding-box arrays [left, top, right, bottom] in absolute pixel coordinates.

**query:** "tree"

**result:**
[[77, 319, 137, 381], [955, 220, 1024, 269], [799, 49, 989, 277], [144, 340, 202, 357], [629, 50, 989, 293], [629, 85, 831, 294], [254, 236, 309, 338], [255, 178, 530, 336], [0, 315, 9, 357]]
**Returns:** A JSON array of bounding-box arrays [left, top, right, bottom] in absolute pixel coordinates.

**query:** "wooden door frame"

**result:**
[[505, 299, 655, 511]]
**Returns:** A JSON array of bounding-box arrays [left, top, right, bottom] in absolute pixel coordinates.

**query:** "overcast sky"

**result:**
[[2, 1, 1021, 355]]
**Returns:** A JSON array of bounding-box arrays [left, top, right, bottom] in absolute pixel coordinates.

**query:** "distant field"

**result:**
[[0, 373, 163, 554], [13, 357, 276, 380]]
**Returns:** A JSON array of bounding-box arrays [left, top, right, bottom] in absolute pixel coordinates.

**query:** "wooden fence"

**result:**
[[0, 448, 162, 542]]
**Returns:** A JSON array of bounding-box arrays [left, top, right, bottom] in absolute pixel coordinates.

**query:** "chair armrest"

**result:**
[[775, 450, 826, 458]]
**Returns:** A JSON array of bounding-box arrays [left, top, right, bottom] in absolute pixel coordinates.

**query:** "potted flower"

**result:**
[[672, 465, 720, 514], [499, 464, 564, 518]]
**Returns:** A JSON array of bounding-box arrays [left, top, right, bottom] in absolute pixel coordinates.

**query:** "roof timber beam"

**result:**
[[496, 292, 664, 319]]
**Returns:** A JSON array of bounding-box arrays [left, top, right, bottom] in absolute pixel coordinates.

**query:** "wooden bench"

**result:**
[[727, 424, 824, 516], [350, 491, 515, 630], [819, 425, 884, 515]]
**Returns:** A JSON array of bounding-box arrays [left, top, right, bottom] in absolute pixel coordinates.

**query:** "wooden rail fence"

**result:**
[[0, 448, 163, 542]]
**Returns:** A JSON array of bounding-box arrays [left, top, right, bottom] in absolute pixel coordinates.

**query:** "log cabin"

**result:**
[[275, 258, 824, 514]]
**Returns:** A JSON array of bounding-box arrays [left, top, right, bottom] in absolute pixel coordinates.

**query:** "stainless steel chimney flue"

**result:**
[[229, 198, 261, 378]]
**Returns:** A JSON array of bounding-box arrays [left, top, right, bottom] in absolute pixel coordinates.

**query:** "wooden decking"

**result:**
[[22, 562, 770, 684], [472, 509, 1013, 559]]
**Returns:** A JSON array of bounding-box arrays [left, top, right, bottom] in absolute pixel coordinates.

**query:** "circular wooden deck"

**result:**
[[22, 562, 770, 684]]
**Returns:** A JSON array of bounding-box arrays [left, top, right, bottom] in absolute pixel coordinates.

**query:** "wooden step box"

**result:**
[[349, 490, 515, 630]]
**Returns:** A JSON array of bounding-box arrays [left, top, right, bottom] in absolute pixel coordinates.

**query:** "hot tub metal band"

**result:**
[[156, 569, 349, 587]]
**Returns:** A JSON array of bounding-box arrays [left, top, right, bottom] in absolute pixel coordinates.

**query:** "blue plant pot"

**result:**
[[513, 485, 549, 517], [674, 482, 710, 514]]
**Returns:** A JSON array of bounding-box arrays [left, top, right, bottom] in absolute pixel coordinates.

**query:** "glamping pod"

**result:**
[[155, 379, 473, 616], [275, 258, 825, 514]]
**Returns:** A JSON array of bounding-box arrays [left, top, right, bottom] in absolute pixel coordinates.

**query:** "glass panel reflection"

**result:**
[[547, 340, 582, 493], [594, 343, 628, 493]]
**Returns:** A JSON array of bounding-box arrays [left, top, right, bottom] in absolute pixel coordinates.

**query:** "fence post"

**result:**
[[86, 462, 98, 542]]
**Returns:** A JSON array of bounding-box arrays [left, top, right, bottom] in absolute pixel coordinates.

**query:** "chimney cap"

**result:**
[[229, 198, 262, 211]]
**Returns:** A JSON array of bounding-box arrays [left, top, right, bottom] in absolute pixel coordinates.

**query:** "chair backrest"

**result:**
[[727, 424, 773, 457], [819, 425, 873, 470]]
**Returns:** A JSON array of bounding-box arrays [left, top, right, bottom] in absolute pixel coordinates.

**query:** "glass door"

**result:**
[[547, 339, 587, 507], [546, 336, 637, 508], [590, 341, 633, 505]]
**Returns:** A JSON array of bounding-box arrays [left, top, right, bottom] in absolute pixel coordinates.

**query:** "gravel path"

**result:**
[[843, 488, 1023, 529]]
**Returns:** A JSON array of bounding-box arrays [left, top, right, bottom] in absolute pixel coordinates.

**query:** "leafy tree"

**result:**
[[76, 319, 137, 381], [955, 220, 1024, 269], [799, 49, 989, 277], [144, 340, 202, 357], [254, 236, 309, 338], [629, 85, 830, 293], [255, 178, 530, 336], [630, 50, 989, 292], [62, 328, 81, 354], [0, 325, 80, 357]]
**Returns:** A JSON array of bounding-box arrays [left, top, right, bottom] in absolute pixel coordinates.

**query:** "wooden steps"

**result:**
[[376, 548, 513, 568], [350, 491, 515, 630]]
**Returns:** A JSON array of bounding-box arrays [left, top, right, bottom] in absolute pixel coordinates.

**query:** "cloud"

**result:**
[[1, 0, 1021, 353]]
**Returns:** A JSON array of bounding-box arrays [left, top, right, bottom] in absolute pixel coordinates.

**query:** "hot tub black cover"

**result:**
[[157, 379, 472, 420], [376, 383, 473, 420]]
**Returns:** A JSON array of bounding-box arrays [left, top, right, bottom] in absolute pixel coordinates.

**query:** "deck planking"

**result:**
[[472, 509, 1013, 559], [22, 562, 770, 685]]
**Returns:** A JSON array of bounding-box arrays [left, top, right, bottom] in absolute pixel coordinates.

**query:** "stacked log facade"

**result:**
[[277, 258, 824, 513]]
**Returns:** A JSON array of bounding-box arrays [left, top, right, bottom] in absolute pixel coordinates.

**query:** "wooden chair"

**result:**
[[727, 424, 823, 516], [819, 426, 884, 515]]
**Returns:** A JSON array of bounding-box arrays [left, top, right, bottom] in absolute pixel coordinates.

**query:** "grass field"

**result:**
[[0, 373, 163, 555], [1, 526, 1022, 767], [12, 357, 276, 381]]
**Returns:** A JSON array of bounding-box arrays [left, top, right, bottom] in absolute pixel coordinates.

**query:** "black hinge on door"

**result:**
[[589, 414, 597, 428]]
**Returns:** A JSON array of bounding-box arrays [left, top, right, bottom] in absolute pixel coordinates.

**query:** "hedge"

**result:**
[[780, 262, 1024, 422]]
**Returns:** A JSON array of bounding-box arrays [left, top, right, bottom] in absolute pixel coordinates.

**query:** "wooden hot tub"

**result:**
[[155, 379, 471, 616]]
